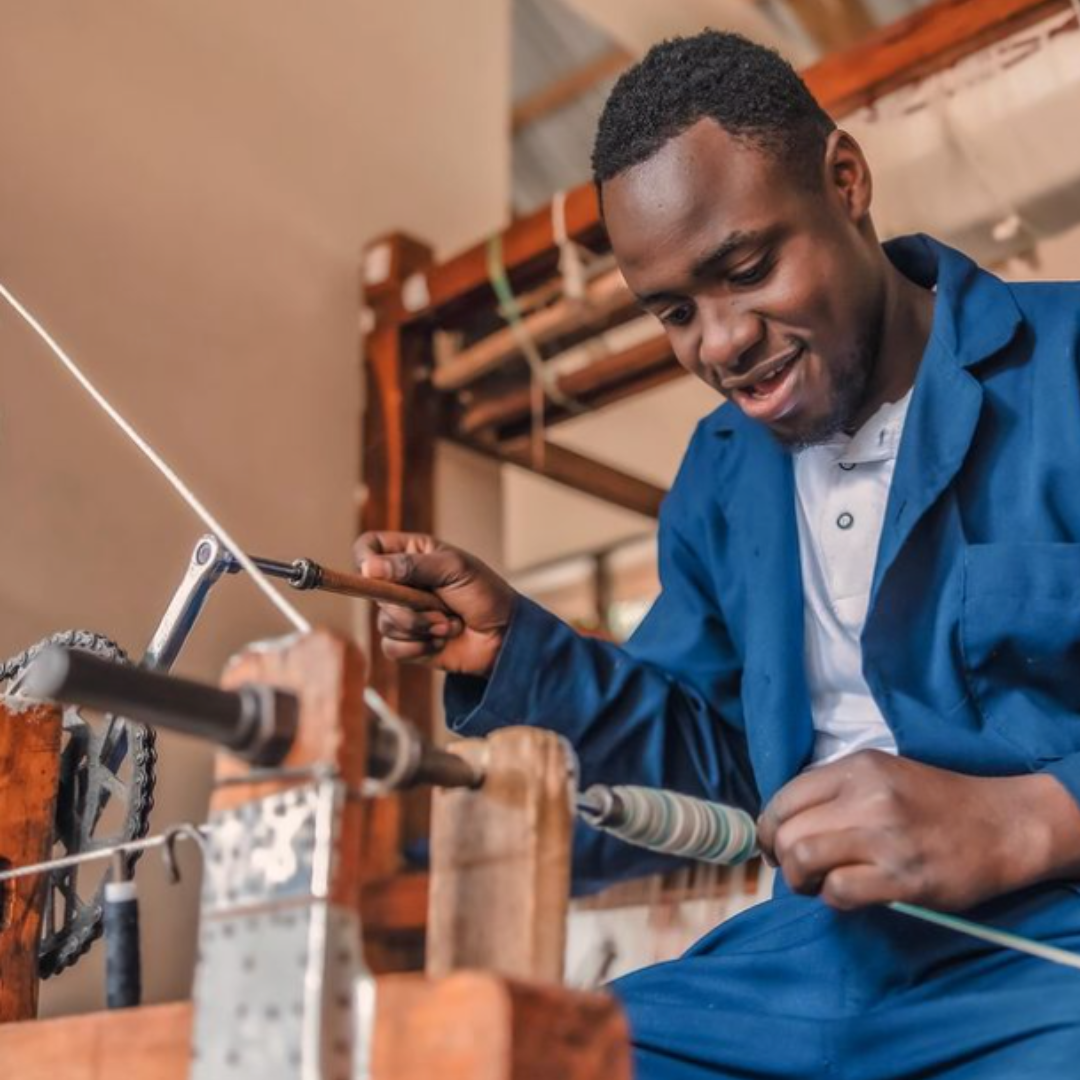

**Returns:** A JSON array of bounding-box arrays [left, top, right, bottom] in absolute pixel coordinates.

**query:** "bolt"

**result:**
[[196, 541, 214, 565]]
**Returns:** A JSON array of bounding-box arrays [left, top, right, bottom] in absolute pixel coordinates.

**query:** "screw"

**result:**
[[196, 541, 214, 565]]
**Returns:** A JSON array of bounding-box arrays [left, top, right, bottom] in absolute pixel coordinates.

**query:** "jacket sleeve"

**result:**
[[443, 428, 758, 882]]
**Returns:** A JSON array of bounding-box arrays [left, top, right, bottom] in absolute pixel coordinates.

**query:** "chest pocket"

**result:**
[[961, 543, 1080, 760]]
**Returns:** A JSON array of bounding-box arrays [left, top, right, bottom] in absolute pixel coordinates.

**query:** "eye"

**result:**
[[659, 302, 695, 328], [729, 257, 773, 287]]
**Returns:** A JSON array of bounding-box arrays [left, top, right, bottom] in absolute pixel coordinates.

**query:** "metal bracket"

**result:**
[[142, 534, 235, 672], [191, 779, 372, 1080]]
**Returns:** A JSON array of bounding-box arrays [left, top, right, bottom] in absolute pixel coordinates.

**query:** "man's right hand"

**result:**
[[353, 531, 516, 677]]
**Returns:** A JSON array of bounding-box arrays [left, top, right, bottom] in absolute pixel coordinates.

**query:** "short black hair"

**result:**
[[592, 31, 835, 189]]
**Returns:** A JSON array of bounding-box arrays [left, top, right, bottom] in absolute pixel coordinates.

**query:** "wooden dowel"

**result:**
[[432, 267, 632, 392], [314, 565, 451, 614], [457, 331, 677, 438]]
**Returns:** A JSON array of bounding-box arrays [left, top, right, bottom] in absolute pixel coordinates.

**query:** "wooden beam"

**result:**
[[0, 702, 62, 1023], [462, 436, 666, 519], [432, 267, 632, 392], [0, 981, 633, 1080], [787, 0, 876, 52], [371, 0, 1071, 330], [0, 1003, 191, 1080], [803, 0, 1071, 116], [456, 331, 683, 442], [373, 184, 604, 328], [374, 974, 632, 1080], [512, 47, 633, 134]]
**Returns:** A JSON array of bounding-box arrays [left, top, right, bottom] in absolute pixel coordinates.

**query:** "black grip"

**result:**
[[24, 646, 298, 764], [104, 884, 142, 1010]]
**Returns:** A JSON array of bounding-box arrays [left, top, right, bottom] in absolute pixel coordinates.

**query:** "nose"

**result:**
[[698, 300, 764, 376]]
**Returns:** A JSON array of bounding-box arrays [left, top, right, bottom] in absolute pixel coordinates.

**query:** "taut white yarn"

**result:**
[[0, 281, 311, 635]]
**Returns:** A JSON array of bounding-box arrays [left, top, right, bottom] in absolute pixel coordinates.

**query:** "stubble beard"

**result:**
[[771, 317, 886, 453]]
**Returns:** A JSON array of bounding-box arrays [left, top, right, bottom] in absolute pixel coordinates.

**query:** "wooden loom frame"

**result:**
[[356, 0, 1078, 967]]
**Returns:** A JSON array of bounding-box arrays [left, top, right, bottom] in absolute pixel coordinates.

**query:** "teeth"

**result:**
[[747, 356, 793, 397]]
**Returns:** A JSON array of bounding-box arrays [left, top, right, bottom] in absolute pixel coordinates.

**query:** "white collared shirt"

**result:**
[[794, 390, 913, 767]]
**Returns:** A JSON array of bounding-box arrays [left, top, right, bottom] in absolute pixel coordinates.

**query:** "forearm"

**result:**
[[445, 595, 755, 806]]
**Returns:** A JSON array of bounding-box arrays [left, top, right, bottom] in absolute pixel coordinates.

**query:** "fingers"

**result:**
[[376, 604, 464, 665], [376, 604, 463, 643], [354, 535, 470, 594], [353, 531, 438, 562], [773, 826, 874, 896], [380, 637, 446, 663], [819, 866, 900, 911], [758, 766, 846, 854]]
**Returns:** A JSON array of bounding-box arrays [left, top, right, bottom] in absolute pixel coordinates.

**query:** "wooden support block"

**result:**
[[216, 629, 370, 907], [0, 700, 62, 1024], [0, 1002, 191, 1079], [0, 975, 632, 1080], [374, 972, 633, 1080], [427, 727, 573, 983]]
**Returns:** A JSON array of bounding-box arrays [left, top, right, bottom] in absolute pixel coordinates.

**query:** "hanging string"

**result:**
[[551, 189, 588, 302], [486, 234, 548, 468], [485, 234, 585, 470], [0, 282, 311, 635]]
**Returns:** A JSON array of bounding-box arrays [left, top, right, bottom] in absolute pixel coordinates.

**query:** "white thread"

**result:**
[[551, 189, 587, 301], [0, 281, 311, 635], [889, 902, 1080, 973]]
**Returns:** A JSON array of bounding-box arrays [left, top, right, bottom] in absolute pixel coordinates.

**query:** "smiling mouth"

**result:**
[[722, 348, 803, 397]]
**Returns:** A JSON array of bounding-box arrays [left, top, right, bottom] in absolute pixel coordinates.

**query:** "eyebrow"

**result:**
[[634, 229, 769, 307], [689, 230, 768, 282]]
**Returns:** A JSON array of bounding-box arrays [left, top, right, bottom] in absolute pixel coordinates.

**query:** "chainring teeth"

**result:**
[[1, 630, 157, 978]]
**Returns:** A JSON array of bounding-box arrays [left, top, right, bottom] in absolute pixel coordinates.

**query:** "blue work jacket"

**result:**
[[447, 234, 1080, 882]]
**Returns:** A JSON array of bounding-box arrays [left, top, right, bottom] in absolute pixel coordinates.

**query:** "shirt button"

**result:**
[[837, 512, 855, 530], [839, 462, 857, 471]]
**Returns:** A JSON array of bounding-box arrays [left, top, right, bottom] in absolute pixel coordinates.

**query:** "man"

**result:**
[[356, 32, 1080, 1078]]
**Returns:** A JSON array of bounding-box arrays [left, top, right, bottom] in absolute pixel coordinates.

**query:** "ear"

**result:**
[[824, 130, 872, 223]]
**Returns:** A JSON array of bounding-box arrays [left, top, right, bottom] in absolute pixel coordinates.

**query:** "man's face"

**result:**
[[602, 119, 885, 449]]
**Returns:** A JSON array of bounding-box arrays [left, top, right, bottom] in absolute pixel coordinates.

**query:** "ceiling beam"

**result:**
[[457, 436, 666, 519], [512, 47, 633, 134], [456, 332, 679, 441], [786, 0, 876, 52]]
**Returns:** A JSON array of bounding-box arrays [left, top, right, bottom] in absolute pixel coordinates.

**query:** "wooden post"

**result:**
[[361, 233, 438, 893], [0, 701, 62, 1024], [374, 973, 632, 1080], [426, 727, 574, 983]]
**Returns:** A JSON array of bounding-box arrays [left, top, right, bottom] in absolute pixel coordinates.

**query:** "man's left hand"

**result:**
[[757, 751, 1080, 911]]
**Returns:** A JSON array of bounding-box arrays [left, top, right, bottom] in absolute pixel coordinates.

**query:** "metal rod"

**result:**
[[368, 722, 481, 790], [26, 644, 479, 792], [23, 647, 298, 766]]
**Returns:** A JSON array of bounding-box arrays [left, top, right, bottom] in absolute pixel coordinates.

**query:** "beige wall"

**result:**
[[0, 1, 508, 1013]]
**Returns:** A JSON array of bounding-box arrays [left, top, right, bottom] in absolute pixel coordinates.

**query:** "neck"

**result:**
[[851, 255, 935, 429]]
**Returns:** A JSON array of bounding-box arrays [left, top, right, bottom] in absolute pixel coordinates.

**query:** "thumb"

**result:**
[[361, 549, 466, 592]]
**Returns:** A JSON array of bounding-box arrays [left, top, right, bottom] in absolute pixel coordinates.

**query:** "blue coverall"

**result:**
[[447, 235, 1080, 1077]]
